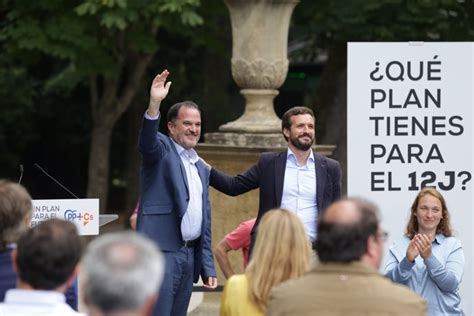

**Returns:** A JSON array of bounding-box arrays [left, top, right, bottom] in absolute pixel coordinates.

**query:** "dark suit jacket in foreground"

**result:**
[[137, 116, 215, 282], [210, 151, 342, 246]]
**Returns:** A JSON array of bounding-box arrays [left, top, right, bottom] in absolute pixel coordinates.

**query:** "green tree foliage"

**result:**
[[1, 0, 204, 210], [295, 0, 474, 47], [0, 56, 37, 172]]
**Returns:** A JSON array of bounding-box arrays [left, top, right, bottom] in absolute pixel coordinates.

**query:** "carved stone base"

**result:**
[[204, 131, 286, 148], [201, 133, 336, 156]]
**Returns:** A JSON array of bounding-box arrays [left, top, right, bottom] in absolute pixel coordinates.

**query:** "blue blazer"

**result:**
[[210, 151, 342, 247], [137, 116, 215, 282]]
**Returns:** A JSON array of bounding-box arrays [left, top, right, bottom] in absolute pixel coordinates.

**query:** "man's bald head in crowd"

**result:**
[[321, 199, 362, 224], [315, 198, 385, 268]]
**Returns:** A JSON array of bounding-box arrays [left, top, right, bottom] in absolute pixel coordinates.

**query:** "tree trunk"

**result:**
[[315, 42, 348, 193], [85, 50, 155, 212], [124, 100, 142, 215], [86, 124, 113, 211]]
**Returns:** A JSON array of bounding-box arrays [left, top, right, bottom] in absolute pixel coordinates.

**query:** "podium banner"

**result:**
[[32, 199, 99, 235]]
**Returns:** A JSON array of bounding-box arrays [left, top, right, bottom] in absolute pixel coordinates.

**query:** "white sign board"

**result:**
[[32, 199, 99, 235], [348, 42, 473, 314]]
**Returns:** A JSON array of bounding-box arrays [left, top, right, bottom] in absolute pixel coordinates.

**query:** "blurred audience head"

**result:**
[[246, 208, 310, 312], [0, 180, 32, 251], [14, 219, 81, 291], [82, 232, 164, 316], [315, 197, 385, 269]]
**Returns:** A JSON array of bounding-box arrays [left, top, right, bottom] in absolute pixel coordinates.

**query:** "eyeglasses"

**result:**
[[377, 230, 389, 242]]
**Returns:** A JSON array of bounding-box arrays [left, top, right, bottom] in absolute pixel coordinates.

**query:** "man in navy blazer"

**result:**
[[137, 69, 217, 316], [210, 106, 342, 250]]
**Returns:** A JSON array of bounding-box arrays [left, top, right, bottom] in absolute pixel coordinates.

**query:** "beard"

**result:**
[[289, 133, 314, 151]]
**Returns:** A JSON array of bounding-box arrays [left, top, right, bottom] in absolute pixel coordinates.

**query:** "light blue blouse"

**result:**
[[384, 234, 464, 316]]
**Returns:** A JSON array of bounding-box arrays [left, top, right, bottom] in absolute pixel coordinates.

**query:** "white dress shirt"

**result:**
[[144, 112, 203, 241], [172, 141, 203, 241], [0, 289, 85, 316], [280, 148, 318, 241]]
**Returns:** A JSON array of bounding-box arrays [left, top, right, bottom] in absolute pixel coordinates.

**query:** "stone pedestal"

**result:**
[[219, 89, 281, 133], [221, 0, 299, 143], [197, 143, 335, 284]]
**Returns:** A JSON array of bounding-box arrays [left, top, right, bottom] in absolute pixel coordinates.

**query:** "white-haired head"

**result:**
[[82, 232, 164, 315]]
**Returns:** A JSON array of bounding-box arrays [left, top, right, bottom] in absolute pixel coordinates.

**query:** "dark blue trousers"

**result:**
[[152, 247, 195, 316]]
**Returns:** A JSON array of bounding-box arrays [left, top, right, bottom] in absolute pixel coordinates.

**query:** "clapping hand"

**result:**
[[406, 237, 420, 263], [414, 233, 432, 259]]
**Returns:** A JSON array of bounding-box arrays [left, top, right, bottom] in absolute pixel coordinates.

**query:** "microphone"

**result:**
[[18, 164, 24, 184], [34, 163, 80, 199]]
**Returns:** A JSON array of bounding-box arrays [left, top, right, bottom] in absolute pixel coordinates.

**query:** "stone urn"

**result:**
[[219, 0, 299, 134]]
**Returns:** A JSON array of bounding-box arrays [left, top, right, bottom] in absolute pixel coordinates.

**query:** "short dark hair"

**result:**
[[281, 107, 315, 141], [16, 219, 81, 290], [315, 198, 379, 263], [0, 180, 32, 251], [166, 101, 200, 124]]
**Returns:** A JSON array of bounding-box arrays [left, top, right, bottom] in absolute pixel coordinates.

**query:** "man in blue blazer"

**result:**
[[137, 70, 217, 316], [210, 106, 342, 251]]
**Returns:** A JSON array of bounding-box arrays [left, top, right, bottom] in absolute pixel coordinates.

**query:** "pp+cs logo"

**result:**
[[64, 209, 94, 226]]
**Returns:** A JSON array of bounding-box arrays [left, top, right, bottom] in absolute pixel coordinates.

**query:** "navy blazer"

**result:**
[[137, 116, 215, 282], [210, 151, 342, 246]]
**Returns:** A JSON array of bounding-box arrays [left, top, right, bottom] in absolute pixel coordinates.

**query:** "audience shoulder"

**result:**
[[227, 273, 245, 285], [377, 276, 426, 312], [269, 273, 305, 299], [223, 274, 247, 298]]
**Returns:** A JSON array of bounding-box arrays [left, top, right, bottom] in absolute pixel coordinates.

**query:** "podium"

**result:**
[[31, 199, 118, 235], [99, 214, 119, 227]]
